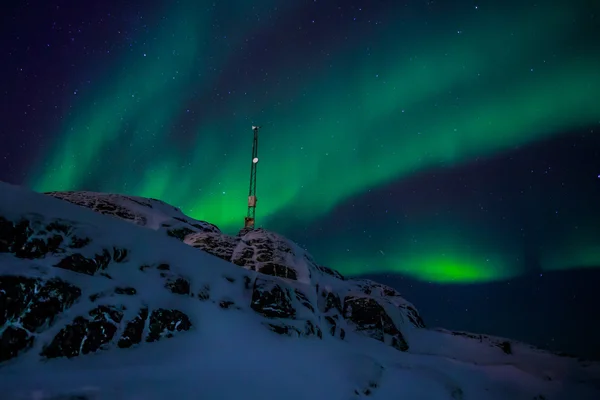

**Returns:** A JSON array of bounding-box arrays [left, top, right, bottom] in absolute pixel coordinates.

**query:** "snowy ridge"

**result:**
[[0, 181, 598, 400], [46, 190, 219, 233]]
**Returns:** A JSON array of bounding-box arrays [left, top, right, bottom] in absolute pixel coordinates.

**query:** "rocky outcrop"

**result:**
[[0, 275, 82, 361], [185, 231, 238, 261], [146, 309, 192, 342], [118, 308, 149, 348], [42, 305, 125, 359], [251, 277, 296, 319], [343, 296, 409, 352], [186, 229, 303, 282], [41, 306, 192, 359], [0, 189, 427, 365], [1, 215, 87, 259], [46, 191, 219, 235], [0, 214, 130, 277]]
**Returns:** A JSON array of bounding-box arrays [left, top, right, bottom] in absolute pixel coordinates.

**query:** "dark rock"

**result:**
[[404, 305, 426, 328], [0, 326, 33, 361], [42, 317, 98, 358], [115, 287, 137, 295], [112, 247, 128, 263], [1, 215, 97, 263], [304, 320, 322, 338], [197, 284, 210, 301], [497, 341, 512, 355], [232, 232, 301, 278], [258, 262, 298, 280], [323, 315, 345, 340], [325, 316, 338, 336], [21, 278, 82, 332], [8, 220, 39, 258], [0, 276, 81, 335], [156, 263, 170, 270], [167, 227, 194, 241], [89, 305, 124, 323], [251, 278, 295, 319], [185, 232, 237, 262], [146, 309, 192, 342], [343, 296, 408, 352], [46, 234, 65, 253], [316, 264, 345, 280], [224, 275, 235, 283], [1, 217, 65, 259], [46, 221, 72, 235], [165, 277, 190, 295], [451, 387, 464, 400], [219, 300, 235, 309], [294, 289, 315, 312], [89, 293, 101, 302], [0, 275, 37, 327], [448, 331, 482, 340], [47, 192, 146, 225], [55, 249, 111, 275], [0, 216, 22, 253], [325, 291, 342, 314], [69, 236, 91, 249], [263, 320, 322, 338], [265, 322, 298, 336], [193, 221, 219, 233], [232, 246, 255, 268], [118, 307, 149, 348], [42, 305, 124, 359]]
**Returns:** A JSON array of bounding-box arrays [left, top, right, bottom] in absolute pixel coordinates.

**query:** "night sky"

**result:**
[[1, 1, 599, 359]]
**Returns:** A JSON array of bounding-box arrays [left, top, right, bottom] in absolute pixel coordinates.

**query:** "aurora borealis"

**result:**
[[1, 0, 598, 285], [2, 0, 600, 357]]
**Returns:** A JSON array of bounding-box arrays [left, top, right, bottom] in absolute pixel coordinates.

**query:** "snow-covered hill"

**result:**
[[0, 182, 598, 400]]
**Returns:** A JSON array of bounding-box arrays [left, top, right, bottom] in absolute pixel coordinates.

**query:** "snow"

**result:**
[[0, 181, 599, 399], [45, 190, 218, 232]]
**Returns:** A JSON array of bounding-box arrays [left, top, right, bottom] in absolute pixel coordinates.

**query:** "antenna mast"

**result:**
[[244, 125, 260, 229]]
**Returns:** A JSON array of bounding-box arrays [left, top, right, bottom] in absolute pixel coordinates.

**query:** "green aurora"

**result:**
[[29, 1, 600, 283]]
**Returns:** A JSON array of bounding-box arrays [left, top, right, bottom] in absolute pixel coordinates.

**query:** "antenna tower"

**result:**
[[244, 125, 260, 229]]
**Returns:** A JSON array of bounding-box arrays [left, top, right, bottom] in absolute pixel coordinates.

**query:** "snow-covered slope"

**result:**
[[46, 190, 220, 235], [0, 182, 598, 400]]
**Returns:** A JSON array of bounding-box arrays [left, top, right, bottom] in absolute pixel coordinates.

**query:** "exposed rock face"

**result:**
[[185, 229, 301, 281], [351, 279, 426, 329], [41, 305, 193, 358], [0, 189, 426, 365], [251, 278, 296, 319], [0, 210, 197, 363], [185, 231, 238, 262], [118, 308, 149, 348], [343, 296, 409, 352], [1, 215, 89, 259], [42, 305, 125, 359], [146, 309, 193, 342], [0, 275, 81, 361], [46, 191, 219, 235]]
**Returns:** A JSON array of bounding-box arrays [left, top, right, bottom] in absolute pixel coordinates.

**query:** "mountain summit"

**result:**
[[0, 182, 598, 399]]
